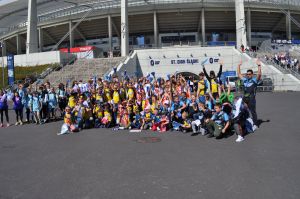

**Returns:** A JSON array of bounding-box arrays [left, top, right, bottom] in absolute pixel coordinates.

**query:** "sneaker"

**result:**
[[207, 134, 214, 138], [215, 134, 223, 140], [15, 122, 19, 126], [0, 123, 3, 127], [19, 121, 23, 125], [235, 135, 245, 142], [6, 123, 10, 127], [200, 128, 207, 136], [253, 125, 258, 131]]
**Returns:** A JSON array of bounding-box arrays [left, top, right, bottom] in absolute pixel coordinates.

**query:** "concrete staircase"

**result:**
[[41, 57, 125, 86]]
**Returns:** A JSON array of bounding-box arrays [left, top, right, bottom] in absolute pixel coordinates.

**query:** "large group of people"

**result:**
[[0, 59, 262, 142], [265, 52, 300, 73]]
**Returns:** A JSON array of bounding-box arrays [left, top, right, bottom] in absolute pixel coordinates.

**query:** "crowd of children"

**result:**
[[0, 60, 261, 142]]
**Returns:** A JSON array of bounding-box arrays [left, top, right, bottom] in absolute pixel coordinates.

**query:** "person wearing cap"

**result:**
[[237, 59, 262, 129], [202, 59, 223, 99]]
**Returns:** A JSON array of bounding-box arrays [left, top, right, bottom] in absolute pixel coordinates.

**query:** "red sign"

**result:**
[[60, 46, 96, 53]]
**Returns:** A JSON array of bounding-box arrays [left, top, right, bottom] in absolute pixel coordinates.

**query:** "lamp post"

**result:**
[[0, 41, 4, 88]]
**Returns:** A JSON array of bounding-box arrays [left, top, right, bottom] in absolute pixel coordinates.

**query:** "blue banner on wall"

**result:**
[[7, 54, 15, 86]]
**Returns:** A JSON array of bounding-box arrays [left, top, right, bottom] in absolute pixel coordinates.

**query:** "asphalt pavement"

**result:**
[[0, 92, 299, 199]]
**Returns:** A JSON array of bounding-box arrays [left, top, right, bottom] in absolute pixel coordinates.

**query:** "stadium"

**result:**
[[0, 0, 300, 53], [1, 1, 300, 199], [0, 0, 299, 92]]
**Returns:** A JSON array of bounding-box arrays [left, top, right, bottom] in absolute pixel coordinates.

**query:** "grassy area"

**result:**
[[0, 63, 59, 89]]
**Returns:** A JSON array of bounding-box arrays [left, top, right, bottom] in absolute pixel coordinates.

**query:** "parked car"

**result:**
[[226, 76, 239, 91]]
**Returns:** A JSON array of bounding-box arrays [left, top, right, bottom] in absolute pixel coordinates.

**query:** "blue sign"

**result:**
[[223, 71, 237, 77], [221, 71, 237, 85], [7, 54, 15, 86]]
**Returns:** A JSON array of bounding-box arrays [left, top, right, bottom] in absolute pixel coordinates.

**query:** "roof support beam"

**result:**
[[75, 26, 86, 41], [43, 29, 57, 44], [271, 15, 285, 33], [111, 17, 120, 39]]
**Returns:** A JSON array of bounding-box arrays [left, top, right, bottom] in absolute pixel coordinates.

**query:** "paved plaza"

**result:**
[[0, 92, 299, 199]]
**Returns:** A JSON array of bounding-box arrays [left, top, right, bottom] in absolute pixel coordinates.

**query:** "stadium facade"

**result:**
[[0, 0, 300, 57]]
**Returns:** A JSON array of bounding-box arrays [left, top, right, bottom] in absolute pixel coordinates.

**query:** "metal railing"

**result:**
[[1, 0, 300, 39], [248, 46, 300, 80]]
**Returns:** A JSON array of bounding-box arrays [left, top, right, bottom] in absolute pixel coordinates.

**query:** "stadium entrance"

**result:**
[[176, 72, 200, 81], [159, 33, 198, 46]]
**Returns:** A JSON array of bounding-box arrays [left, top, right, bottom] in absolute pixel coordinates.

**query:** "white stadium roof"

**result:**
[[0, 0, 300, 55], [1, 0, 300, 36]]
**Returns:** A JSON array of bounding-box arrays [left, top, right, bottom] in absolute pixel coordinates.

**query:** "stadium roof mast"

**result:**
[[26, 0, 38, 54], [235, 0, 247, 49], [121, 0, 129, 57]]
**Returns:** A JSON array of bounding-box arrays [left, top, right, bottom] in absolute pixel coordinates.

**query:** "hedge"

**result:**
[[0, 63, 59, 89]]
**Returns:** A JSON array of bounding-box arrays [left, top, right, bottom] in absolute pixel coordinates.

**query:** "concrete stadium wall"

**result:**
[[135, 46, 240, 78], [0, 51, 73, 66], [114, 46, 300, 91]]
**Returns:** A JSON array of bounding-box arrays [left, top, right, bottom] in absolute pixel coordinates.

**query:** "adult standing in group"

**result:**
[[202, 60, 223, 98], [0, 89, 10, 127], [237, 59, 262, 129]]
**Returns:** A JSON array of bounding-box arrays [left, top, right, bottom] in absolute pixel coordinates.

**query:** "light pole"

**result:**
[[0, 41, 5, 88]]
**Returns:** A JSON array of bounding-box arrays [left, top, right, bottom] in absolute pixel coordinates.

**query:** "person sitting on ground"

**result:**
[[151, 108, 161, 131], [140, 106, 153, 130], [205, 103, 230, 139], [93, 103, 103, 128], [119, 108, 131, 130], [179, 112, 192, 133], [102, 103, 112, 128], [131, 106, 142, 129]]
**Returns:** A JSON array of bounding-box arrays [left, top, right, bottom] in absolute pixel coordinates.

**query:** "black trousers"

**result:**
[[15, 109, 23, 122], [248, 98, 257, 125], [41, 103, 48, 119], [0, 108, 9, 123]]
